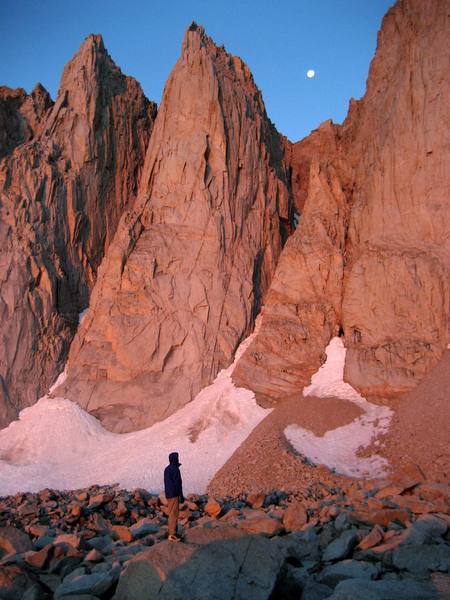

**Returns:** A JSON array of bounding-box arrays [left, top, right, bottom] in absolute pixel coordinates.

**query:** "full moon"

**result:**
[[307, 69, 315, 78]]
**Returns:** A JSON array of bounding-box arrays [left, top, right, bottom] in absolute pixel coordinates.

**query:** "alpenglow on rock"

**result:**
[[57, 24, 291, 432], [233, 0, 449, 400], [0, 84, 53, 160], [0, 35, 156, 427]]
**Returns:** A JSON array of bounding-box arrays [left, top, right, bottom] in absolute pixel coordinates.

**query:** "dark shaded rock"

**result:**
[[323, 531, 359, 562], [54, 570, 116, 598], [49, 555, 83, 576], [0, 525, 32, 556], [404, 514, 448, 544], [0, 564, 42, 600], [115, 533, 286, 599], [329, 577, 441, 599], [316, 560, 379, 588], [301, 580, 334, 600], [392, 543, 450, 575], [277, 529, 321, 563]]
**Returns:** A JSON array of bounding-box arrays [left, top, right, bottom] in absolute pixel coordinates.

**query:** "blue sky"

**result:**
[[0, 0, 393, 142]]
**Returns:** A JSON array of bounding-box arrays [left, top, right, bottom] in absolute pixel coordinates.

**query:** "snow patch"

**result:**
[[285, 337, 392, 478], [0, 324, 270, 496], [48, 369, 67, 394]]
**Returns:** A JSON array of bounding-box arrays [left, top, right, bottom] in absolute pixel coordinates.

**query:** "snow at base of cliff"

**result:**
[[0, 326, 270, 496], [285, 337, 393, 479]]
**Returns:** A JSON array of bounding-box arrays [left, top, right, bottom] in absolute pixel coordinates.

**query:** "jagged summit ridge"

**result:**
[[0, 0, 448, 439], [0, 35, 156, 426], [57, 22, 291, 432]]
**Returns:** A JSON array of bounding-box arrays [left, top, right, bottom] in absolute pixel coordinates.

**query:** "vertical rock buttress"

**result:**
[[0, 35, 156, 426], [58, 24, 291, 432], [233, 0, 449, 400]]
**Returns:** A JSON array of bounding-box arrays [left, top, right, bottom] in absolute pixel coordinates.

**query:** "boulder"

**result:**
[[317, 559, 379, 588], [329, 578, 441, 599], [0, 526, 32, 555], [129, 518, 160, 539], [392, 543, 450, 575], [301, 580, 334, 600], [115, 534, 286, 600], [357, 526, 384, 550], [24, 544, 53, 570], [432, 573, 450, 598], [54, 570, 116, 598], [204, 500, 222, 518], [0, 565, 42, 600], [352, 509, 410, 527], [375, 485, 406, 499], [323, 531, 359, 562], [85, 548, 103, 562], [53, 533, 83, 551], [247, 492, 265, 510], [418, 483, 450, 502], [111, 525, 133, 543], [283, 501, 308, 531], [239, 515, 284, 537]]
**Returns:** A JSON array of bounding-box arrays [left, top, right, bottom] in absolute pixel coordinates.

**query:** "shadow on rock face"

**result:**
[[114, 528, 289, 600]]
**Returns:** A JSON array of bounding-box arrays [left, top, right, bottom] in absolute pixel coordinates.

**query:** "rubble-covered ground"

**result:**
[[0, 475, 449, 599]]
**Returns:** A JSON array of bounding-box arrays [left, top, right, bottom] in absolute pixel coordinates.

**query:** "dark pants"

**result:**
[[167, 497, 180, 536]]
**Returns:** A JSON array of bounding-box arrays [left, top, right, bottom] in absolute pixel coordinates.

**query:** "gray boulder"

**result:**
[[129, 518, 160, 539], [0, 526, 32, 556], [114, 530, 286, 600], [392, 543, 450, 575], [317, 560, 379, 588], [329, 578, 441, 599], [403, 514, 448, 545], [323, 531, 359, 562], [301, 580, 334, 600], [55, 571, 116, 598]]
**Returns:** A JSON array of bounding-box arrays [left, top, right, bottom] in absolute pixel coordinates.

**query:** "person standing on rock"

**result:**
[[164, 451, 185, 541]]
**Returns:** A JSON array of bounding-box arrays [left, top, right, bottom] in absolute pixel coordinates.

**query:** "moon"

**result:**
[[307, 69, 315, 78]]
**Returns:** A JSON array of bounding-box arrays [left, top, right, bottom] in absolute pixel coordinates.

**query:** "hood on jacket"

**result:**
[[168, 452, 181, 466]]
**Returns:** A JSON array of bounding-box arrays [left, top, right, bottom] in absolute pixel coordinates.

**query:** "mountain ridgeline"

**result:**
[[0, 0, 448, 432]]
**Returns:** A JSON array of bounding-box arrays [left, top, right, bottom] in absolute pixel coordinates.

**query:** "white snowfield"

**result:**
[[0, 325, 271, 496], [285, 337, 393, 478]]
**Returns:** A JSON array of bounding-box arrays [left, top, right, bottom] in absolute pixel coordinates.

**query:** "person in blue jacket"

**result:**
[[164, 452, 185, 541]]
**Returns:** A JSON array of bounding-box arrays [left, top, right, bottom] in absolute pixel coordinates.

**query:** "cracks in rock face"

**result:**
[[252, 249, 264, 321]]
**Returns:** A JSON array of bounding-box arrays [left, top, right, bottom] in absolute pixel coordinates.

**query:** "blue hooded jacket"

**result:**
[[164, 452, 184, 499]]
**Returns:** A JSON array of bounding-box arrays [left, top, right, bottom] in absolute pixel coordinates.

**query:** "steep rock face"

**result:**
[[0, 84, 53, 159], [0, 35, 156, 425], [234, 0, 449, 399], [58, 24, 291, 432], [232, 142, 348, 402], [341, 0, 449, 395]]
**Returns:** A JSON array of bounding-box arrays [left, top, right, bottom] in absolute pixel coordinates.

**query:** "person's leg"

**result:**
[[167, 497, 179, 537]]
